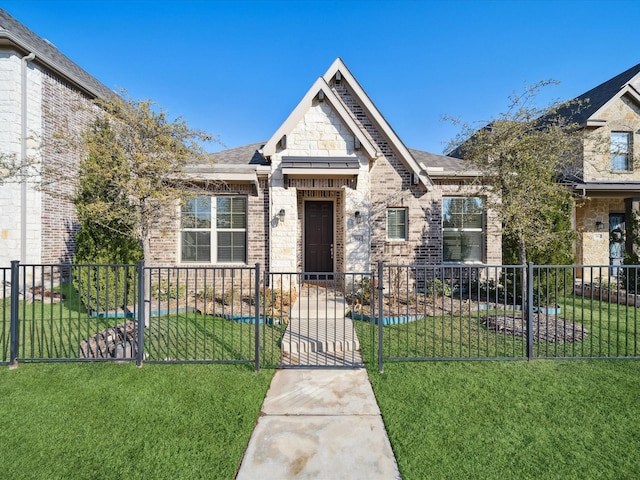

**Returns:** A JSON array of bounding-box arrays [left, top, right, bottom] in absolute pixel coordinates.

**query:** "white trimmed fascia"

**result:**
[[322, 58, 434, 189], [260, 76, 378, 159]]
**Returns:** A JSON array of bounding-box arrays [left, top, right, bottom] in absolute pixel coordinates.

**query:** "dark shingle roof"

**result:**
[[0, 8, 113, 98], [408, 148, 474, 174], [209, 143, 470, 175], [209, 142, 269, 166], [552, 63, 640, 125]]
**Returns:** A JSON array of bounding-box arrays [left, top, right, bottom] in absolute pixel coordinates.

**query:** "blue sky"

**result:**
[[3, 0, 639, 154]]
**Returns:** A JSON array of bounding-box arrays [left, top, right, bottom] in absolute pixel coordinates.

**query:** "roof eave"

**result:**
[[0, 29, 110, 99], [260, 77, 378, 159], [585, 84, 640, 126], [322, 58, 434, 189]]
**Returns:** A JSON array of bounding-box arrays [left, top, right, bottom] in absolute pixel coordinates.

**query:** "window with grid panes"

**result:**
[[181, 196, 247, 263], [442, 197, 484, 262]]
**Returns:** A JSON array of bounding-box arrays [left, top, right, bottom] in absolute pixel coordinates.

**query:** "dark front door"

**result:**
[[305, 201, 334, 273]]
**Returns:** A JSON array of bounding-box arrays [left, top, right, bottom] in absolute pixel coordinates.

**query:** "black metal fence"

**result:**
[[2, 261, 639, 370], [368, 263, 640, 370]]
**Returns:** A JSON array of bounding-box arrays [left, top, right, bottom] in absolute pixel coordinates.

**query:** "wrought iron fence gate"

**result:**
[[2, 261, 639, 370]]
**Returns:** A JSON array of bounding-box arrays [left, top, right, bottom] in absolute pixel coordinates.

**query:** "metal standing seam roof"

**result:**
[[281, 156, 360, 170]]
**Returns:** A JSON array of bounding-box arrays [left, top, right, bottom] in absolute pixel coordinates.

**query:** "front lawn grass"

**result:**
[[367, 360, 640, 480], [1, 283, 285, 367], [354, 293, 640, 362], [0, 362, 274, 480]]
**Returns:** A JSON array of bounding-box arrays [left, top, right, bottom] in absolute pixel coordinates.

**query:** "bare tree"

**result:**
[[447, 80, 584, 267]]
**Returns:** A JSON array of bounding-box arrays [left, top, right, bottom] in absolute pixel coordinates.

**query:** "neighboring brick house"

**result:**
[[157, 58, 502, 273], [552, 63, 640, 278], [0, 8, 112, 266]]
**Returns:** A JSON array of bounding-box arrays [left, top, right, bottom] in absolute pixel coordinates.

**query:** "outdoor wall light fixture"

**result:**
[[596, 221, 605, 231], [278, 209, 286, 221], [355, 211, 362, 224]]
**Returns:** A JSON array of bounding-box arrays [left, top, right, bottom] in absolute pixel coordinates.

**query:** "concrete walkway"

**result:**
[[235, 369, 400, 479], [280, 286, 363, 367], [235, 287, 400, 479]]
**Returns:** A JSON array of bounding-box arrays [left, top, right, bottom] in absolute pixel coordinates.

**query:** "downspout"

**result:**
[[20, 52, 35, 264]]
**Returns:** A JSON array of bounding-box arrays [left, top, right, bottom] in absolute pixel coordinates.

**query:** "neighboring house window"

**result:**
[[442, 197, 484, 262], [611, 132, 632, 171], [387, 208, 407, 241], [181, 196, 247, 263]]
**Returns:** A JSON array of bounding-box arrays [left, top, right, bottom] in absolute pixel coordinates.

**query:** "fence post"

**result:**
[[254, 263, 260, 373], [136, 261, 145, 367], [527, 262, 534, 361], [377, 261, 384, 373], [9, 260, 20, 368]]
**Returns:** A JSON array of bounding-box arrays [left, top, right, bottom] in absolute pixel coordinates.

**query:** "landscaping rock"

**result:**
[[482, 314, 588, 342], [79, 321, 138, 359]]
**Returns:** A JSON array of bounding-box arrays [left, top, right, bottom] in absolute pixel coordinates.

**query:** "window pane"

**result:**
[[217, 197, 246, 230], [231, 198, 247, 228], [218, 231, 246, 263], [387, 208, 407, 240], [181, 231, 211, 262], [443, 232, 482, 262], [611, 132, 631, 170], [443, 197, 483, 229], [181, 197, 211, 229]]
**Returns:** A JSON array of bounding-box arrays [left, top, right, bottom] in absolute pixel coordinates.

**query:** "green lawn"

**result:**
[[354, 293, 640, 362], [1, 283, 286, 367], [366, 360, 640, 480], [0, 363, 274, 480]]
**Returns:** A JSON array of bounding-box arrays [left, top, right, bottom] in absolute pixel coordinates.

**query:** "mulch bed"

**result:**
[[482, 313, 588, 342]]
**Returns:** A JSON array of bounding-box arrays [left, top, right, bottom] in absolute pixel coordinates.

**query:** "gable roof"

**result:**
[[553, 63, 640, 126], [0, 8, 113, 99], [261, 76, 379, 159], [261, 58, 434, 189], [322, 58, 433, 189], [409, 149, 481, 178]]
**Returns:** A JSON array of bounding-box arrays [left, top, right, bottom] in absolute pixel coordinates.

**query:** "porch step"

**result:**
[[281, 335, 360, 354], [280, 292, 360, 356]]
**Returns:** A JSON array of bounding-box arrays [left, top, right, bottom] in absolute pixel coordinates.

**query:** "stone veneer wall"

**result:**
[[268, 99, 370, 272], [576, 198, 625, 267], [0, 52, 42, 265], [583, 96, 640, 182]]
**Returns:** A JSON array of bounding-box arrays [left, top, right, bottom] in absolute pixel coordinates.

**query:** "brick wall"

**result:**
[[147, 180, 269, 268], [332, 79, 501, 268], [41, 69, 95, 263]]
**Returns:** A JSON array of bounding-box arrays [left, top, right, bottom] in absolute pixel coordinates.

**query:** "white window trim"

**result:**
[[610, 131, 633, 172], [442, 197, 485, 264], [386, 207, 408, 241], [180, 195, 248, 264]]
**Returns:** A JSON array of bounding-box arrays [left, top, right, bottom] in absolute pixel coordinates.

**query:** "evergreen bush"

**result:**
[[72, 224, 142, 314]]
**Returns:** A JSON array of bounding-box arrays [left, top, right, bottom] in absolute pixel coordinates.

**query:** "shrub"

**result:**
[[72, 224, 142, 313], [152, 280, 187, 302], [427, 278, 452, 298]]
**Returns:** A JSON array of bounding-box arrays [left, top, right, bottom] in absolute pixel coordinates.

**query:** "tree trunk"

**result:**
[[142, 233, 151, 327], [518, 238, 528, 311]]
